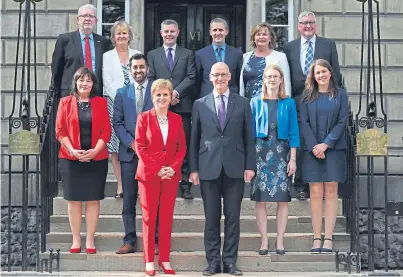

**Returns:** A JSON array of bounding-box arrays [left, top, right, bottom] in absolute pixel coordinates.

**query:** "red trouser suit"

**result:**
[[135, 110, 187, 263]]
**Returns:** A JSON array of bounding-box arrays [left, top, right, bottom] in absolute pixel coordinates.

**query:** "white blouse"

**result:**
[[159, 122, 168, 145]]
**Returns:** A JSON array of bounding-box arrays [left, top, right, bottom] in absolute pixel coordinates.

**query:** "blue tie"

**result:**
[[215, 47, 223, 62], [167, 48, 174, 71], [218, 95, 226, 129], [304, 41, 313, 76]]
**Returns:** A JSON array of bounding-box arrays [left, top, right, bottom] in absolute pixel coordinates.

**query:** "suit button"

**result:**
[[221, 136, 224, 138], [163, 149, 166, 152]]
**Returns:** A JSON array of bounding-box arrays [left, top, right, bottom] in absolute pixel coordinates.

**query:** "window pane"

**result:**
[[102, 0, 125, 24], [273, 26, 288, 51], [266, 0, 288, 25], [102, 25, 113, 38]]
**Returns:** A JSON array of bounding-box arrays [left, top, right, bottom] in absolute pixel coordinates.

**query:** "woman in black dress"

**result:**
[[56, 67, 111, 254], [300, 59, 348, 253]]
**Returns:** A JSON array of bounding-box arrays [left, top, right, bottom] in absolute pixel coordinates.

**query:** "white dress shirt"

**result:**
[[300, 35, 316, 72], [133, 79, 148, 100], [159, 121, 168, 145], [163, 44, 177, 60], [213, 89, 229, 116]]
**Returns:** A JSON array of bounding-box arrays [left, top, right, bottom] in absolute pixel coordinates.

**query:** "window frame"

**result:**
[[261, 0, 294, 42], [96, 0, 130, 36]]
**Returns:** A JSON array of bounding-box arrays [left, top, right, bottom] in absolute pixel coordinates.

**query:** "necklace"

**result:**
[[78, 101, 90, 111], [157, 115, 168, 124]]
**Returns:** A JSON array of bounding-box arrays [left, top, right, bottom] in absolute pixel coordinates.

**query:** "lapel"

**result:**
[[207, 93, 221, 132], [313, 36, 322, 59], [294, 38, 304, 76], [224, 45, 231, 64], [150, 108, 168, 147], [172, 46, 182, 71], [112, 48, 121, 72], [222, 92, 235, 132], [127, 83, 137, 115], [208, 45, 217, 64], [142, 82, 152, 112], [73, 31, 84, 65], [326, 93, 337, 132], [159, 47, 170, 71], [93, 34, 102, 73], [307, 100, 317, 135]]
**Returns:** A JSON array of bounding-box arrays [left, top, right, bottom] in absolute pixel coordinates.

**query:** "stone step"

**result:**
[[52, 197, 343, 216], [49, 215, 347, 233], [46, 232, 350, 252], [38, 251, 339, 272]]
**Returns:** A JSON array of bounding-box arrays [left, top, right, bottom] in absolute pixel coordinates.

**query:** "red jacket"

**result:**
[[55, 95, 112, 160], [135, 109, 187, 182]]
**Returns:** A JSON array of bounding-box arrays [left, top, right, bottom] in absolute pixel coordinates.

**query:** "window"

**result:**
[[97, 0, 130, 37], [263, 0, 294, 51]]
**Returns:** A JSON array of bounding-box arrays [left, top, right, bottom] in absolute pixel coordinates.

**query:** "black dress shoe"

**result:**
[[202, 264, 221, 276], [295, 188, 307, 200], [276, 249, 286, 255], [223, 264, 243, 276], [182, 189, 194, 200]]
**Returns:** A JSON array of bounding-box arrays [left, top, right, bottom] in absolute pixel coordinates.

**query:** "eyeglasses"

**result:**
[[211, 73, 229, 78], [78, 14, 96, 19], [299, 21, 315, 26], [264, 75, 281, 80]]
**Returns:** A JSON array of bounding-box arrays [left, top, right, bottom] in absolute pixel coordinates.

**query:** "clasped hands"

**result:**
[[312, 143, 329, 159], [70, 149, 97, 162], [157, 166, 175, 179]]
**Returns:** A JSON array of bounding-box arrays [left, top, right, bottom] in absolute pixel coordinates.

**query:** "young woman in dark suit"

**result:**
[[55, 67, 111, 254], [135, 79, 187, 276], [300, 59, 348, 253]]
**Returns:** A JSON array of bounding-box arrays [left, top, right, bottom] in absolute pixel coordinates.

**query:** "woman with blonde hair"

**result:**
[[250, 64, 299, 255]]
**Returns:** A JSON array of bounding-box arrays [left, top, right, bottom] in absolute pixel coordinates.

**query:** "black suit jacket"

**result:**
[[147, 46, 196, 113], [189, 92, 256, 180], [51, 30, 111, 97], [283, 36, 341, 101], [195, 45, 243, 98]]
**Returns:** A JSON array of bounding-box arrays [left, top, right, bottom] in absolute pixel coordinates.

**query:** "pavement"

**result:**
[[1, 271, 403, 277]]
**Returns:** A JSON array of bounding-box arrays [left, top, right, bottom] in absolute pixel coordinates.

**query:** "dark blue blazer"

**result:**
[[300, 88, 348, 151], [195, 44, 243, 98], [113, 82, 153, 162]]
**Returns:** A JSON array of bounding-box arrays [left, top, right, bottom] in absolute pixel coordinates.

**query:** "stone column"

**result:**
[[130, 0, 145, 52], [246, 0, 263, 51]]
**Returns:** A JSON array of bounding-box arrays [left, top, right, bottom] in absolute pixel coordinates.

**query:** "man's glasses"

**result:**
[[78, 14, 96, 19], [299, 21, 315, 26], [211, 73, 229, 78]]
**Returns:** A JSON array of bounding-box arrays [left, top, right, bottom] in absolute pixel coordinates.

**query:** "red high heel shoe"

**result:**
[[145, 269, 156, 276], [159, 262, 176, 275], [69, 247, 81, 254], [85, 248, 96, 254]]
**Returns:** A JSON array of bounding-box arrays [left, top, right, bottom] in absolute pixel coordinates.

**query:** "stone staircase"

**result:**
[[41, 176, 350, 272]]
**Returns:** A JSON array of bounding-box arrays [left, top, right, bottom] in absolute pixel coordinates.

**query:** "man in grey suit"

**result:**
[[283, 10, 341, 200], [195, 18, 243, 98], [147, 19, 196, 200], [189, 62, 256, 276]]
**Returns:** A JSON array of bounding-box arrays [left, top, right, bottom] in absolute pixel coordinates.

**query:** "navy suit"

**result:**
[[113, 82, 153, 246], [195, 45, 243, 98]]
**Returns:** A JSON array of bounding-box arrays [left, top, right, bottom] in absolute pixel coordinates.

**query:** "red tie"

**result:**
[[85, 36, 92, 70]]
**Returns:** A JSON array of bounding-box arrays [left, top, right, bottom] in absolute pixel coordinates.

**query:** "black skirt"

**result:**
[[59, 158, 108, 201]]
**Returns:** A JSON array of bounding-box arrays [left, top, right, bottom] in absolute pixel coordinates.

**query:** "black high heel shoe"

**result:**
[[321, 238, 333, 253], [311, 237, 322, 253], [275, 241, 285, 255], [258, 240, 269, 255]]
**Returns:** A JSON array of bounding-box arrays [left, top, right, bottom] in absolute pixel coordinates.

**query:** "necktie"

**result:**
[[136, 85, 144, 115], [215, 47, 223, 62], [85, 36, 92, 70], [304, 41, 313, 76], [167, 48, 174, 71], [218, 95, 226, 129]]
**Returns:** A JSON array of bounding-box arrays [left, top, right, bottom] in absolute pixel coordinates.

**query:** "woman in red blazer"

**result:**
[[55, 67, 111, 255], [135, 79, 186, 276]]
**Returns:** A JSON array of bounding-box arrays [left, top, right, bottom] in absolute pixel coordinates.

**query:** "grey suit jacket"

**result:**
[[147, 46, 196, 113], [283, 36, 341, 100], [189, 92, 256, 180]]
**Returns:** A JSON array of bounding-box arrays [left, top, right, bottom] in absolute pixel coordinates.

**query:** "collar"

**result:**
[[301, 34, 316, 45], [213, 89, 229, 99], [163, 44, 177, 52], [212, 43, 226, 52], [79, 31, 94, 40], [133, 79, 148, 90]]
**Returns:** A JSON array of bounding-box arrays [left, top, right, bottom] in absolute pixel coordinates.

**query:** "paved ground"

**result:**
[[1, 271, 402, 277]]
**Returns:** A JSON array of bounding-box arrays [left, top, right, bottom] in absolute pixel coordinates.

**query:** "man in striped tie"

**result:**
[[283, 11, 341, 200]]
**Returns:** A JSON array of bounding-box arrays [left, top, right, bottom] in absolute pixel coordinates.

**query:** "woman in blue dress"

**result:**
[[250, 65, 300, 255], [300, 59, 348, 253]]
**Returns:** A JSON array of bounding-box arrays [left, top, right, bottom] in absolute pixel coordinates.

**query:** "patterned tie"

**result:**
[[215, 47, 223, 62], [304, 40, 313, 76], [218, 95, 226, 129], [167, 48, 174, 71], [136, 85, 144, 115], [85, 36, 92, 70]]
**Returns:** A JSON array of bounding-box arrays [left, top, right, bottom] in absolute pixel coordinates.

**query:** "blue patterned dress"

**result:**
[[243, 53, 266, 100], [250, 100, 292, 202]]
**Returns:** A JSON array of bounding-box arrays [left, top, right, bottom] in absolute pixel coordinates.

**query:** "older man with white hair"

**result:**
[[52, 4, 111, 97]]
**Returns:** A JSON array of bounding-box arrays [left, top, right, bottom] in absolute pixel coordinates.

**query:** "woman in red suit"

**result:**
[[55, 67, 111, 254], [135, 79, 186, 276]]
